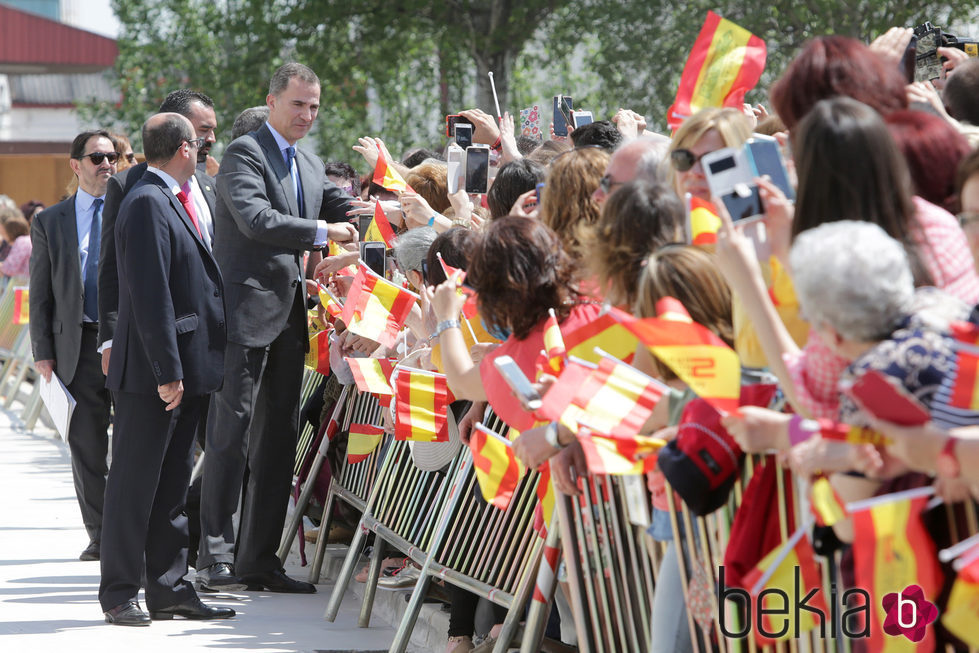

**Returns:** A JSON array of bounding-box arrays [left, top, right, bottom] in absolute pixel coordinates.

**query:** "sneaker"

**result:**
[[376, 560, 421, 590], [445, 635, 474, 653]]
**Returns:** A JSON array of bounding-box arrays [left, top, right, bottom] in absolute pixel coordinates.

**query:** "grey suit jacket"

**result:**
[[98, 163, 216, 348], [29, 195, 87, 384], [213, 124, 352, 347]]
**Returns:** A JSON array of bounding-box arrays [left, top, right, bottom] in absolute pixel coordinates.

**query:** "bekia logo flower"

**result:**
[[881, 585, 937, 642]]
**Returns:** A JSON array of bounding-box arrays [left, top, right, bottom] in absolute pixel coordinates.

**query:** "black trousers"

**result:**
[[198, 293, 306, 575], [99, 391, 205, 611], [64, 325, 111, 544]]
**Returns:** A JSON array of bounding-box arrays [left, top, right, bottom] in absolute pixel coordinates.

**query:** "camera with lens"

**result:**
[[906, 22, 979, 82]]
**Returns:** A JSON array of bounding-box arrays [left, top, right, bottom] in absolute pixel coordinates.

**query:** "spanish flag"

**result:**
[[536, 461, 556, 534], [364, 200, 396, 248], [327, 240, 358, 276], [563, 311, 638, 365], [817, 420, 891, 447], [345, 357, 395, 406], [743, 523, 828, 646], [688, 196, 721, 246], [13, 287, 28, 325], [304, 330, 330, 375], [611, 299, 741, 415], [949, 347, 979, 411], [666, 11, 767, 129], [537, 310, 566, 375], [318, 284, 344, 319], [809, 476, 846, 528], [849, 487, 942, 651], [571, 354, 668, 438], [536, 357, 598, 430], [944, 546, 979, 648], [347, 423, 385, 464], [471, 422, 524, 509], [373, 156, 413, 193], [340, 263, 418, 348], [436, 253, 478, 320], [395, 367, 451, 442], [577, 428, 665, 475]]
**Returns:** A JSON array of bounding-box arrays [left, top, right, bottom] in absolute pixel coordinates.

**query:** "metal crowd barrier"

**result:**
[[0, 277, 42, 428]]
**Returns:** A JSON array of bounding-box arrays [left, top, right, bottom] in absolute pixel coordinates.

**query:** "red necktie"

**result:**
[[177, 183, 202, 237]]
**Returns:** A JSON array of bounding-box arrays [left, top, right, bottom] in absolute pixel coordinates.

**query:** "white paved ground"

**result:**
[[0, 409, 408, 653]]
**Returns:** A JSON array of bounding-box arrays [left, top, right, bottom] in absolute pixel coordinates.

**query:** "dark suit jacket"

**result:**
[[106, 172, 226, 397], [213, 124, 352, 348], [99, 163, 216, 349], [29, 195, 88, 384]]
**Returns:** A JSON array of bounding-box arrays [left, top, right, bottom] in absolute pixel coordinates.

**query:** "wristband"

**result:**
[[433, 319, 461, 339], [491, 135, 502, 152], [428, 214, 437, 227], [788, 414, 820, 447]]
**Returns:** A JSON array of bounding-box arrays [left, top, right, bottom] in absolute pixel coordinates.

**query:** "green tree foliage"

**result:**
[[84, 0, 977, 169]]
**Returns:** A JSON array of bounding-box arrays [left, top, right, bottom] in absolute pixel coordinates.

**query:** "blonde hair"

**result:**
[[668, 108, 752, 195], [539, 146, 609, 254], [405, 161, 450, 213], [634, 245, 733, 380]]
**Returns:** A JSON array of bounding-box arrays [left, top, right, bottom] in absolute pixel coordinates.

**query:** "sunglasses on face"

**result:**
[[599, 173, 623, 195], [77, 152, 118, 165], [123, 153, 136, 163], [669, 148, 708, 172]]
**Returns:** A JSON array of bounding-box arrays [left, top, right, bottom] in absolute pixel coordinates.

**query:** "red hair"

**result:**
[[886, 110, 971, 211], [770, 36, 907, 130]]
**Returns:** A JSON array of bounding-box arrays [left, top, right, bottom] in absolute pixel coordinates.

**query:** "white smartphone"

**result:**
[[571, 110, 593, 128], [360, 241, 386, 276], [446, 142, 464, 195], [465, 144, 490, 194], [745, 136, 795, 201], [701, 147, 763, 222], [493, 355, 542, 412]]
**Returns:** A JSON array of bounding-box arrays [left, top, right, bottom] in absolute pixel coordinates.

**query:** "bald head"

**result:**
[[592, 135, 670, 203]]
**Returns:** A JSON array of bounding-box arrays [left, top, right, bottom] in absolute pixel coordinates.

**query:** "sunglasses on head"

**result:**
[[669, 148, 707, 172], [77, 152, 119, 165]]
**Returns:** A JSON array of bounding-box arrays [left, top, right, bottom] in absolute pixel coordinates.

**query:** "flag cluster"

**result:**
[[340, 263, 418, 348]]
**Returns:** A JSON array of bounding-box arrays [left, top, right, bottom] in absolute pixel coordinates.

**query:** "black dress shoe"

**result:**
[[197, 562, 246, 592], [239, 568, 316, 593], [149, 596, 235, 620], [79, 541, 100, 562], [104, 600, 151, 626]]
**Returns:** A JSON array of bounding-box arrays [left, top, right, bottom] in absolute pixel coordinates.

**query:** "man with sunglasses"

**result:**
[[591, 134, 670, 204], [99, 113, 231, 625], [29, 130, 117, 563]]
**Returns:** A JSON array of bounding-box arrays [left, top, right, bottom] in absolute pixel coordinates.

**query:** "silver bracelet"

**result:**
[[432, 319, 461, 340]]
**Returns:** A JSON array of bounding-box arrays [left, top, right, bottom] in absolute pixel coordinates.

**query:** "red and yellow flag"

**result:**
[[537, 357, 598, 430], [743, 524, 828, 646], [666, 11, 767, 129], [327, 240, 358, 276], [950, 320, 979, 347], [436, 253, 478, 320], [536, 461, 556, 535], [944, 546, 979, 648], [818, 420, 891, 446], [610, 299, 741, 415], [319, 284, 344, 319], [563, 311, 638, 365], [347, 423, 385, 464], [373, 157, 413, 193], [810, 476, 846, 528], [689, 196, 721, 246], [471, 422, 525, 509], [304, 329, 330, 375], [850, 488, 943, 652], [577, 429, 665, 475], [340, 263, 418, 348], [395, 367, 451, 442], [364, 200, 396, 248], [571, 354, 668, 438], [537, 310, 566, 375], [345, 357, 395, 406], [13, 287, 28, 325], [949, 347, 979, 411]]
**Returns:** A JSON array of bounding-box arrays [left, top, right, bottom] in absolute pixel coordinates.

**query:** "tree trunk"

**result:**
[[473, 49, 510, 117]]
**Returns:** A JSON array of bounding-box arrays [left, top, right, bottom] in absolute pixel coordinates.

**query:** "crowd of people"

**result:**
[[14, 22, 979, 652]]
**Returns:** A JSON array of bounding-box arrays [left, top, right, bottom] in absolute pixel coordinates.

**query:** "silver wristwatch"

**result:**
[[544, 422, 565, 450]]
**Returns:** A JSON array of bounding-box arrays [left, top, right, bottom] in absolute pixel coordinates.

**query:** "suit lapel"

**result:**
[[296, 150, 316, 222], [194, 171, 217, 219], [57, 195, 82, 275], [256, 125, 301, 218], [145, 175, 210, 255]]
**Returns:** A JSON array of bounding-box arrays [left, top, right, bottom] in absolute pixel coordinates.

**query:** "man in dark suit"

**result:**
[[29, 130, 117, 562], [99, 113, 233, 625], [196, 62, 356, 593]]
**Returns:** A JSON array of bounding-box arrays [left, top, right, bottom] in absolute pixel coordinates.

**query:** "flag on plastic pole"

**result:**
[[666, 11, 767, 130], [340, 263, 418, 347], [537, 309, 566, 374], [436, 252, 478, 320], [304, 330, 330, 375], [395, 367, 451, 442], [470, 422, 525, 509], [12, 287, 28, 324], [318, 284, 344, 319], [563, 310, 638, 365], [944, 543, 979, 647], [809, 476, 846, 528], [372, 156, 413, 193], [569, 351, 668, 437], [364, 200, 396, 247], [347, 423, 385, 464], [577, 427, 665, 475], [688, 196, 721, 246]]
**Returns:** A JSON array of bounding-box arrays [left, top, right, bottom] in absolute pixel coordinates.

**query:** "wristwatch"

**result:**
[[544, 422, 565, 450], [432, 319, 461, 340], [936, 436, 961, 479]]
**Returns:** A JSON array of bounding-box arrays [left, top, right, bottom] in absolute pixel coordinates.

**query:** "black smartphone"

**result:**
[[445, 114, 474, 138], [465, 145, 490, 194], [454, 123, 474, 149], [358, 215, 372, 240], [361, 241, 385, 276], [552, 95, 573, 137]]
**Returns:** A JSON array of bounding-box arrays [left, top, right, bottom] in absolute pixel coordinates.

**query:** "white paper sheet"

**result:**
[[38, 373, 76, 439]]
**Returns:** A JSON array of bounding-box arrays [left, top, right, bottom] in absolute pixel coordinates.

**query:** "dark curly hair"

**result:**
[[467, 216, 577, 340]]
